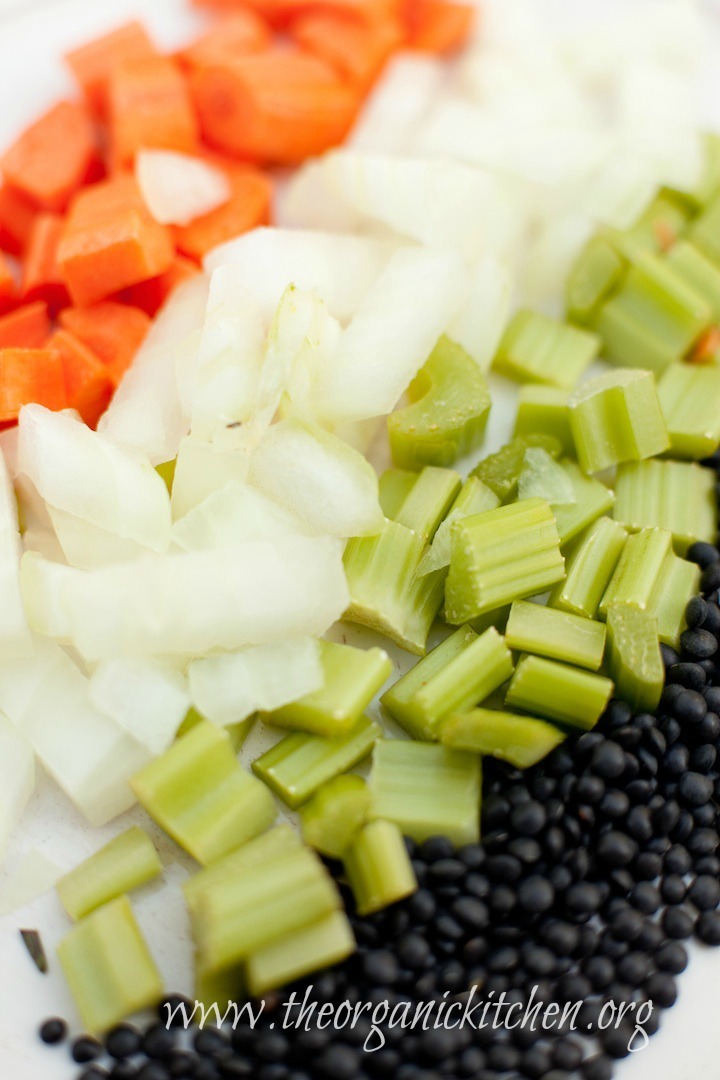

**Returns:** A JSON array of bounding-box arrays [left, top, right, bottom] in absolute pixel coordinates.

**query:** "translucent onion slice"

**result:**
[[0, 714, 34, 864], [89, 658, 190, 756], [171, 436, 250, 521], [171, 481, 310, 552], [0, 849, 61, 915], [136, 149, 231, 226], [0, 449, 33, 656]]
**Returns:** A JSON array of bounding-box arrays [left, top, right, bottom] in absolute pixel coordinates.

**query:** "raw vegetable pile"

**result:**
[[2, 0, 720, 1078]]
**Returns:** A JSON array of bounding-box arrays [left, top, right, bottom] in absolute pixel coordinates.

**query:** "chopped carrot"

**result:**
[[0, 252, 17, 315], [57, 175, 174, 306], [119, 254, 199, 316], [404, 0, 475, 54], [290, 10, 402, 92], [179, 12, 272, 71], [0, 348, 66, 421], [689, 327, 720, 365], [173, 161, 271, 259], [1, 101, 100, 213], [192, 0, 401, 28], [65, 21, 159, 116], [191, 49, 359, 164], [0, 302, 50, 349], [0, 184, 37, 257], [109, 56, 199, 168], [21, 214, 70, 315], [48, 329, 114, 427], [59, 300, 151, 383]]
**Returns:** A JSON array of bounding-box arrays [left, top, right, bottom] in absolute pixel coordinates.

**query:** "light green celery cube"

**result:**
[[548, 459, 615, 548], [505, 655, 614, 731], [689, 189, 720, 263], [599, 528, 673, 618], [606, 606, 663, 712], [441, 708, 566, 769], [246, 911, 356, 997], [513, 386, 575, 457], [493, 310, 599, 389], [565, 235, 627, 326], [549, 516, 628, 620], [299, 775, 370, 859], [613, 459, 717, 555], [568, 368, 669, 474], [505, 600, 606, 671], [646, 551, 701, 649], [344, 820, 418, 916], [666, 241, 720, 319], [470, 434, 562, 502], [657, 363, 720, 459], [57, 826, 162, 921]]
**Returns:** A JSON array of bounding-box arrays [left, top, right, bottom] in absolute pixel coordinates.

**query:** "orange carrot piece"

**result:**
[[0, 302, 50, 349], [49, 329, 114, 427], [179, 12, 272, 71], [404, 0, 475, 54], [0, 347, 66, 421], [689, 327, 720, 365], [119, 254, 199, 316], [59, 300, 151, 383], [173, 162, 271, 259], [193, 0, 401, 27], [291, 11, 402, 92], [0, 184, 38, 258], [1, 101, 99, 213], [21, 214, 70, 315], [191, 49, 359, 164], [0, 252, 17, 315], [57, 175, 174, 306], [65, 21, 159, 116], [109, 56, 199, 168]]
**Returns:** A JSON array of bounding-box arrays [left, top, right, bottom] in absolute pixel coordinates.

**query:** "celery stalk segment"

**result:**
[[549, 516, 627, 620], [493, 310, 599, 388], [344, 819, 418, 916], [246, 911, 356, 997], [417, 475, 500, 578], [505, 600, 606, 671], [385, 465, 462, 541], [513, 386, 574, 458], [666, 241, 720, 320], [599, 527, 672, 617], [299, 775, 370, 859], [613, 459, 717, 555], [505, 654, 614, 731], [441, 708, 566, 769], [470, 434, 562, 502], [657, 362, 720, 460], [565, 235, 627, 326], [550, 460, 615, 549], [57, 826, 162, 921], [646, 551, 700, 649], [606, 605, 664, 712]]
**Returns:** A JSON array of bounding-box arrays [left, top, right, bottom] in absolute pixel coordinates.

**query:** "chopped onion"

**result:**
[[0, 715, 34, 864], [20, 551, 74, 641], [447, 256, 512, 371], [47, 507, 153, 569], [136, 149, 231, 226], [172, 480, 310, 552], [89, 658, 190, 756], [347, 53, 448, 155], [171, 436, 250, 520], [0, 449, 33, 656], [0, 848, 62, 916]]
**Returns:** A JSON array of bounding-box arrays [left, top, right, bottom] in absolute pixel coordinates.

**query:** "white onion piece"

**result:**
[[0, 849, 62, 915], [0, 450, 33, 656], [188, 638, 323, 727], [89, 658, 190, 756], [249, 418, 384, 538], [348, 53, 447, 155], [136, 150, 231, 226], [0, 715, 34, 863], [447, 256, 512, 372], [47, 507, 153, 570], [0, 426, 18, 477], [171, 436, 250, 520], [21, 552, 74, 641], [172, 481, 310, 552], [521, 214, 595, 317]]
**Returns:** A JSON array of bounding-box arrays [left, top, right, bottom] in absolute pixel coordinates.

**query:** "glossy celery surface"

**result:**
[[417, 476, 500, 577], [132, 722, 276, 866], [344, 819, 418, 916], [252, 716, 380, 808], [566, 235, 627, 326], [299, 775, 370, 859], [599, 527, 673, 617], [505, 600, 606, 671], [606, 606, 664, 712], [388, 336, 491, 469], [246, 911, 356, 997], [550, 516, 628, 620], [613, 459, 717, 554], [666, 241, 720, 319], [657, 363, 720, 459], [549, 460, 615, 549], [493, 310, 599, 388], [57, 826, 162, 921], [513, 386, 574, 457], [382, 625, 514, 740], [382, 465, 461, 540], [517, 448, 576, 506], [194, 960, 244, 1011], [441, 708, 566, 769], [506, 655, 614, 731], [689, 190, 720, 263], [646, 551, 701, 648], [568, 369, 669, 475], [470, 434, 562, 502], [610, 192, 691, 261]]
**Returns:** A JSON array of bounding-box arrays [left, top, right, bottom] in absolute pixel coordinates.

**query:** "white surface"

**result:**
[[1, 2, 720, 1079]]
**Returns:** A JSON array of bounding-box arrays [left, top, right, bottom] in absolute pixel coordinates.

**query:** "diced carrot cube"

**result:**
[[65, 21, 159, 116], [0, 348, 66, 421], [291, 11, 402, 92], [173, 162, 271, 260], [119, 254, 199, 316], [404, 0, 475, 54], [109, 56, 199, 168], [0, 184, 37, 257], [192, 0, 401, 27], [59, 300, 151, 383], [0, 252, 17, 315], [21, 214, 70, 315], [0, 302, 50, 349], [49, 328, 114, 427], [179, 12, 272, 71]]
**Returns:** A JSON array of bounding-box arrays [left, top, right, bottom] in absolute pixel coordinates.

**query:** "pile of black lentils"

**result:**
[[40, 458, 720, 1080]]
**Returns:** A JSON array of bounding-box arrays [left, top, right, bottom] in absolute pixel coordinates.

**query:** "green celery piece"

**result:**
[[417, 476, 500, 577], [597, 254, 712, 374], [445, 497, 565, 625], [369, 740, 482, 845], [600, 527, 673, 617], [131, 721, 276, 866], [606, 605, 664, 712], [299, 775, 370, 859], [513, 386, 575, 457], [549, 516, 628, 620], [385, 465, 462, 541], [57, 896, 164, 1034], [251, 715, 380, 809], [176, 706, 204, 739], [689, 189, 720, 263], [388, 336, 491, 470], [666, 241, 720, 320], [608, 192, 691, 261], [505, 600, 606, 671], [378, 469, 416, 519], [470, 434, 562, 502], [469, 604, 511, 636], [344, 819, 418, 916], [57, 826, 162, 921], [657, 363, 720, 459], [246, 911, 356, 997], [678, 133, 720, 209], [565, 235, 627, 326], [568, 368, 670, 475], [155, 459, 176, 495], [505, 654, 614, 731], [517, 448, 576, 506], [441, 708, 566, 769], [381, 625, 514, 741], [613, 459, 717, 555], [194, 847, 341, 973], [493, 310, 599, 389], [266, 640, 391, 736], [194, 960, 244, 1012], [177, 705, 254, 751], [550, 460, 615, 549], [343, 520, 445, 655], [647, 551, 700, 649]]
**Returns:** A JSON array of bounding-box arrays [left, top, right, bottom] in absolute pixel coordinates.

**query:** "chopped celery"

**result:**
[[378, 469, 416, 519], [388, 336, 491, 469], [550, 460, 615, 549], [599, 528, 673, 617], [194, 960, 244, 1012], [470, 434, 562, 502], [381, 625, 514, 741], [505, 600, 606, 671], [344, 820, 418, 916], [505, 655, 614, 731], [606, 606, 663, 712], [568, 369, 669, 475], [441, 708, 566, 769], [517, 447, 576, 506], [417, 476, 500, 577], [57, 826, 162, 921], [689, 189, 720, 264], [679, 133, 720, 209], [251, 715, 380, 809], [513, 386, 575, 458], [179, 706, 255, 752], [445, 497, 565, 625], [384, 465, 462, 541], [657, 363, 720, 459], [549, 517, 627, 620], [131, 721, 276, 866], [647, 551, 701, 648], [246, 910, 356, 997], [493, 310, 599, 389], [176, 706, 204, 739], [469, 604, 511, 636], [369, 740, 481, 845], [343, 520, 445, 655], [565, 235, 627, 326], [666, 241, 720, 320], [299, 775, 370, 858], [613, 459, 717, 555], [266, 641, 391, 736], [57, 896, 164, 1034], [609, 192, 691, 261]]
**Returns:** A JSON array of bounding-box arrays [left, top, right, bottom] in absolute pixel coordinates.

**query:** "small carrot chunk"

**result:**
[[0, 184, 38, 257], [65, 21, 159, 116], [192, 0, 401, 27], [689, 327, 720, 365], [173, 162, 271, 259], [48, 329, 114, 427], [21, 214, 70, 315], [0, 302, 50, 349], [191, 49, 359, 164], [0, 252, 17, 315], [0, 348, 66, 421], [404, 0, 475, 54], [180, 12, 272, 71], [1, 101, 99, 213], [119, 254, 199, 316], [59, 300, 151, 383], [291, 11, 402, 92], [109, 56, 199, 168], [57, 175, 174, 306]]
